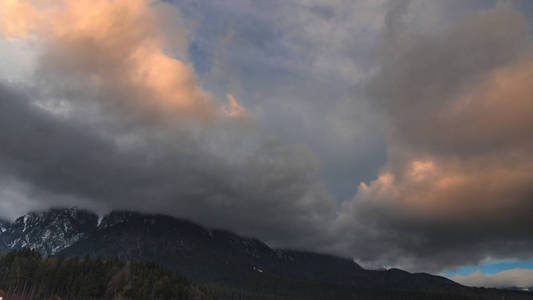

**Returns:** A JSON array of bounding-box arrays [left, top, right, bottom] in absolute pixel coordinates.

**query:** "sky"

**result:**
[[0, 0, 533, 289]]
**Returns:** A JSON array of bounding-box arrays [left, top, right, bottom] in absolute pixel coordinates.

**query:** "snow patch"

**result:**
[[97, 215, 104, 227]]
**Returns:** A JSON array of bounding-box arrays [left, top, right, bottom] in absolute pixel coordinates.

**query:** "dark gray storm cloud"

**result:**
[[0, 80, 336, 248], [0, 0, 336, 249]]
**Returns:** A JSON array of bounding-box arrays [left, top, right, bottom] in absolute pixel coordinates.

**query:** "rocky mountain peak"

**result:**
[[1, 207, 98, 255], [0, 207, 471, 297]]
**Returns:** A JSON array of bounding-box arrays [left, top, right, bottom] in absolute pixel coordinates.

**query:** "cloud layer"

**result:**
[[1, 0, 533, 277], [334, 3, 533, 272], [1, 0, 228, 119], [0, 0, 336, 249]]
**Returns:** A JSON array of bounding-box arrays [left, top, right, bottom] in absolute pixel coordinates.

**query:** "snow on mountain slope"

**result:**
[[1, 207, 98, 255], [0, 219, 9, 233]]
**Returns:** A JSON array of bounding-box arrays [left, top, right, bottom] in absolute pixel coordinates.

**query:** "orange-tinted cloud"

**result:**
[[360, 30, 533, 220], [0, 0, 246, 120], [223, 94, 247, 118], [334, 4, 533, 272]]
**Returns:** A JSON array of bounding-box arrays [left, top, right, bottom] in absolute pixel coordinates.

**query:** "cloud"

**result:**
[[1, 0, 533, 276], [223, 94, 247, 118], [0, 0, 335, 249], [0, 0, 248, 120], [333, 3, 533, 272], [451, 269, 533, 289], [184, 0, 391, 201]]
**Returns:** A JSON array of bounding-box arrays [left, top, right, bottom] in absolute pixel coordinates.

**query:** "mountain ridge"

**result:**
[[0, 208, 454, 288], [0, 207, 97, 255], [1, 208, 531, 300]]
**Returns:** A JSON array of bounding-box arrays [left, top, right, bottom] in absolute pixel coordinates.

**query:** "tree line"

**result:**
[[0, 249, 217, 300]]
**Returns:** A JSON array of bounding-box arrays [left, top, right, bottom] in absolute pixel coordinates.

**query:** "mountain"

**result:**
[[1, 208, 532, 300], [0, 207, 97, 255], [60, 211, 458, 292], [0, 219, 8, 233], [0, 219, 10, 250]]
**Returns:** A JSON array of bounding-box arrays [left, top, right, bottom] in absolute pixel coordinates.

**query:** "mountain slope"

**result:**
[[1, 208, 532, 299], [63, 211, 371, 287], [0, 219, 8, 233], [0, 207, 97, 255], [0, 219, 10, 251], [60, 211, 460, 293]]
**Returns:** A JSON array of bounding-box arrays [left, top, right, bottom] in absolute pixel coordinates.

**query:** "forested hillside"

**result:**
[[1, 250, 532, 300], [0, 250, 216, 300], [1, 209, 533, 300]]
